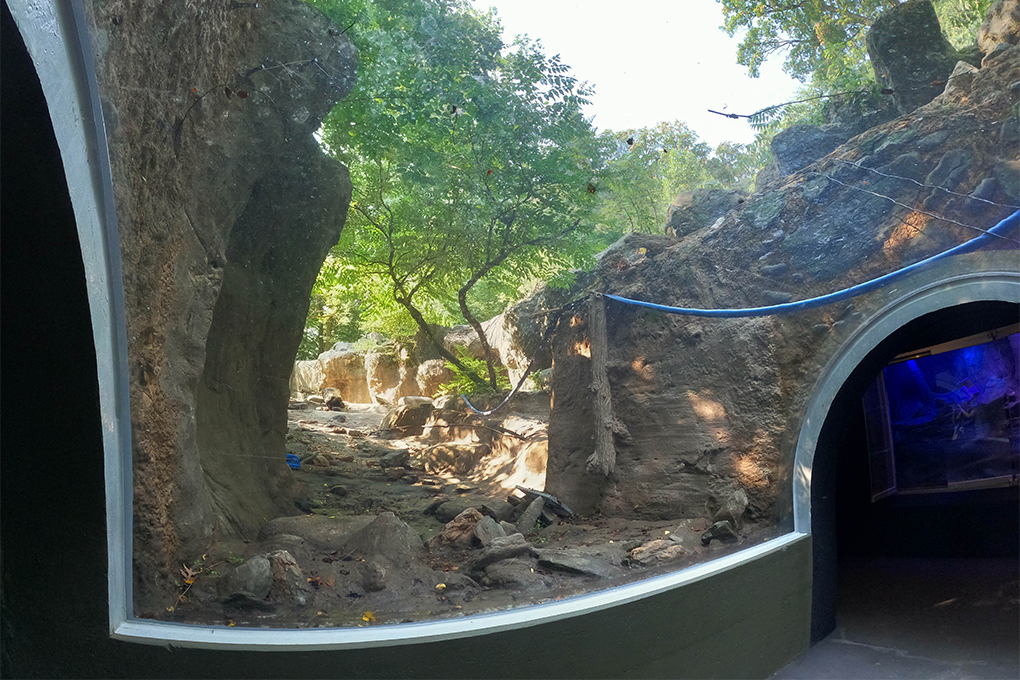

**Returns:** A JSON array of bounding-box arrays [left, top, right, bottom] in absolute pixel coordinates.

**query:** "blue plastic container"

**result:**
[[286, 453, 301, 470]]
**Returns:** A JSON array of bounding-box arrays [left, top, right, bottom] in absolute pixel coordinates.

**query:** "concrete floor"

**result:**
[[772, 557, 1019, 679]]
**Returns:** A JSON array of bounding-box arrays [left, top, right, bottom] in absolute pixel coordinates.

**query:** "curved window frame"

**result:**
[[13, 0, 1016, 652], [9, 0, 807, 650]]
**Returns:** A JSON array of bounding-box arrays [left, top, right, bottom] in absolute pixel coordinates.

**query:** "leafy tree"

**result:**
[[718, 0, 899, 84], [594, 122, 763, 234], [934, 0, 994, 47], [307, 0, 606, 389]]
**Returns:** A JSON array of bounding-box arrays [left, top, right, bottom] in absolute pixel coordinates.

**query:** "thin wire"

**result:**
[[813, 171, 1020, 243], [832, 158, 1020, 210]]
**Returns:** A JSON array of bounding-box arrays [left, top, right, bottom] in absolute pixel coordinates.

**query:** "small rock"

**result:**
[[499, 520, 520, 536], [463, 534, 534, 572], [222, 592, 275, 611], [435, 498, 481, 523], [267, 550, 311, 605], [380, 449, 410, 468], [701, 520, 740, 545], [440, 507, 484, 546], [221, 555, 272, 599], [483, 559, 552, 591], [257, 534, 310, 565], [516, 497, 545, 533], [761, 290, 793, 305], [384, 467, 406, 481], [629, 540, 684, 565], [474, 516, 507, 546], [535, 549, 617, 578], [479, 499, 516, 523], [964, 177, 1000, 212], [706, 487, 748, 530], [359, 560, 387, 592], [329, 485, 349, 496], [307, 395, 325, 404]]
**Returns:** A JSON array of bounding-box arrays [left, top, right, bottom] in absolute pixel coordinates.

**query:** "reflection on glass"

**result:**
[[866, 327, 1020, 493]]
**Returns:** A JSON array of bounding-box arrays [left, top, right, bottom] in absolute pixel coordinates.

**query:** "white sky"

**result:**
[[473, 0, 805, 147]]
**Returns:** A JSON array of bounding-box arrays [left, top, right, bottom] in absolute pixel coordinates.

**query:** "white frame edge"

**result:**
[[7, 0, 134, 638]]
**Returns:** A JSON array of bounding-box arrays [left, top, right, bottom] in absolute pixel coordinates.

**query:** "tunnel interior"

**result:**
[[811, 300, 1020, 643]]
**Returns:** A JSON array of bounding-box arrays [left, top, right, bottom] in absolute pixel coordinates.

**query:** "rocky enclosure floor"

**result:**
[[156, 400, 781, 629]]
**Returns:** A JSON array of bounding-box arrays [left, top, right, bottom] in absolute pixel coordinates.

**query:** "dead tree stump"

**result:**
[[586, 293, 615, 476]]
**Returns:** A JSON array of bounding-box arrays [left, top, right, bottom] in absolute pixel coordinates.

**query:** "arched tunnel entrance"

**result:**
[[809, 299, 1019, 662]]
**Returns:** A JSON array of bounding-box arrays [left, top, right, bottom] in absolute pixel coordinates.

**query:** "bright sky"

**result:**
[[473, 0, 805, 147]]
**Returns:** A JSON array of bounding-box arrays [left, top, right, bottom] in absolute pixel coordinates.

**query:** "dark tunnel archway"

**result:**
[[809, 299, 1020, 642]]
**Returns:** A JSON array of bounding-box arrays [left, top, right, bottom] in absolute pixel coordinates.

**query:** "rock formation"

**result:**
[[86, 0, 357, 607], [867, 0, 981, 115], [545, 5, 1019, 519]]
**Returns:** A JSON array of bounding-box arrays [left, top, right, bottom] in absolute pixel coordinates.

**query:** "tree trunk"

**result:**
[[397, 297, 488, 389], [458, 273, 499, 389], [585, 293, 615, 476]]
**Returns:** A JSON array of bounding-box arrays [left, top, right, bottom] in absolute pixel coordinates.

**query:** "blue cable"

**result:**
[[461, 209, 1018, 415], [604, 210, 1019, 318]]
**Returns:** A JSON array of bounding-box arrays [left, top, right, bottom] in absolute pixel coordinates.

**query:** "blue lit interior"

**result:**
[[876, 332, 1020, 490]]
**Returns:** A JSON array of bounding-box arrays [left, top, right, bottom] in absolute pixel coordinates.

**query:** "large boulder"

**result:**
[[499, 272, 594, 386], [318, 346, 370, 403], [443, 319, 503, 363], [978, 0, 1020, 54], [289, 359, 325, 396], [867, 0, 973, 115], [770, 125, 851, 177], [378, 396, 435, 436], [365, 350, 402, 405], [665, 188, 746, 238], [416, 359, 456, 397]]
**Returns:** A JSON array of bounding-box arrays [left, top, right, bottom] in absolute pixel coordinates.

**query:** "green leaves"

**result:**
[[303, 0, 607, 386], [593, 121, 757, 235]]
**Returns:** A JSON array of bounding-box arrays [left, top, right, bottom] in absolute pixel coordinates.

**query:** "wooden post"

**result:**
[[586, 293, 616, 477]]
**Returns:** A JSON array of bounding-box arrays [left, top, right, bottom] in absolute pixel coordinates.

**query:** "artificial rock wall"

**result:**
[[87, 0, 357, 606], [547, 6, 1019, 522]]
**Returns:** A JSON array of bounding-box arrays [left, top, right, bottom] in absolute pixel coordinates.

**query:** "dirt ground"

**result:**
[[157, 399, 781, 629]]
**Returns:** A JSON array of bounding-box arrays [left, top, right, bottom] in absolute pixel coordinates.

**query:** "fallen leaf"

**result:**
[[435, 583, 446, 590], [362, 611, 375, 622]]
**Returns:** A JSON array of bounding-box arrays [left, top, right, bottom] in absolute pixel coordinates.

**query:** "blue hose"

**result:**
[[604, 210, 1018, 318], [462, 209, 1018, 415]]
